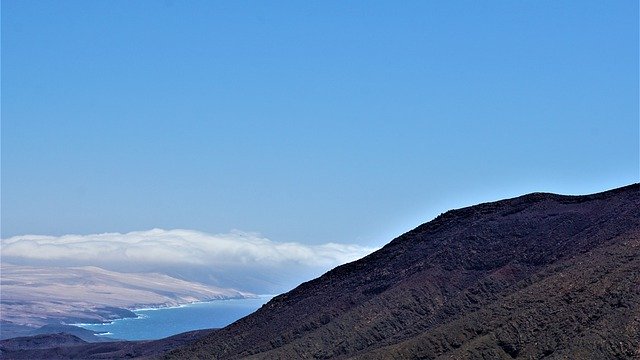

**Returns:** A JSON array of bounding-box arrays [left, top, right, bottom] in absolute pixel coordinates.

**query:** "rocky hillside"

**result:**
[[166, 184, 639, 359], [1, 184, 638, 359]]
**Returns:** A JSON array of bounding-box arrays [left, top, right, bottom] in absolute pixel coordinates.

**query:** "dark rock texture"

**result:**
[[0, 333, 87, 351], [2, 184, 638, 359], [166, 184, 640, 359], [0, 329, 216, 359]]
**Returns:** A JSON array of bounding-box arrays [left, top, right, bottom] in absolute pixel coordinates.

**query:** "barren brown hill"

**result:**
[[1, 184, 638, 359], [165, 184, 639, 359]]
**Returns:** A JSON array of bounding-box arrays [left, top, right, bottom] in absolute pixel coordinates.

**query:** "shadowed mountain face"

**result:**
[[165, 184, 639, 360], [1, 184, 638, 359]]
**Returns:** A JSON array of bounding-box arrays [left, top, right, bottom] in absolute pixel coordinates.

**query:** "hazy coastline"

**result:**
[[0, 264, 255, 340], [71, 296, 274, 341]]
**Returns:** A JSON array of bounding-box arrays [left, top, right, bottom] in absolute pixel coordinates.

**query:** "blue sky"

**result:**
[[2, 1, 638, 247]]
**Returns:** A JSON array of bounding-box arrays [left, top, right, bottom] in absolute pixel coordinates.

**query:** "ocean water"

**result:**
[[74, 296, 273, 341]]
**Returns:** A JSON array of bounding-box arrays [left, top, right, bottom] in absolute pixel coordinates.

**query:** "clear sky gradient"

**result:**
[[2, 1, 638, 247]]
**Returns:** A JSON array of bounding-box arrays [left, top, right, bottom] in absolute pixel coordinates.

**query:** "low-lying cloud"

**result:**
[[1, 229, 378, 293]]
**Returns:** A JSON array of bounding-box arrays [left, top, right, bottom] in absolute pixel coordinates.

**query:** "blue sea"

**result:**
[[74, 296, 273, 341]]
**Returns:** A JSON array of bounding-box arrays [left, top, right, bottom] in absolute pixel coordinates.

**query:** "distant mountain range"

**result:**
[[1, 184, 638, 359], [0, 264, 250, 339]]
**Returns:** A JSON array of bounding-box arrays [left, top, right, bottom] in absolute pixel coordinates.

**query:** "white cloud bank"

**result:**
[[1, 229, 378, 293]]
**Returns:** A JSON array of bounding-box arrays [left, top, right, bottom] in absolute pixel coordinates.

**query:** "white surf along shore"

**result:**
[[0, 263, 255, 327]]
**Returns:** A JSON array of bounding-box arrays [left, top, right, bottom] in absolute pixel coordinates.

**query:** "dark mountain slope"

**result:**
[[166, 184, 639, 359], [354, 233, 639, 359], [0, 333, 87, 351], [0, 329, 217, 360]]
